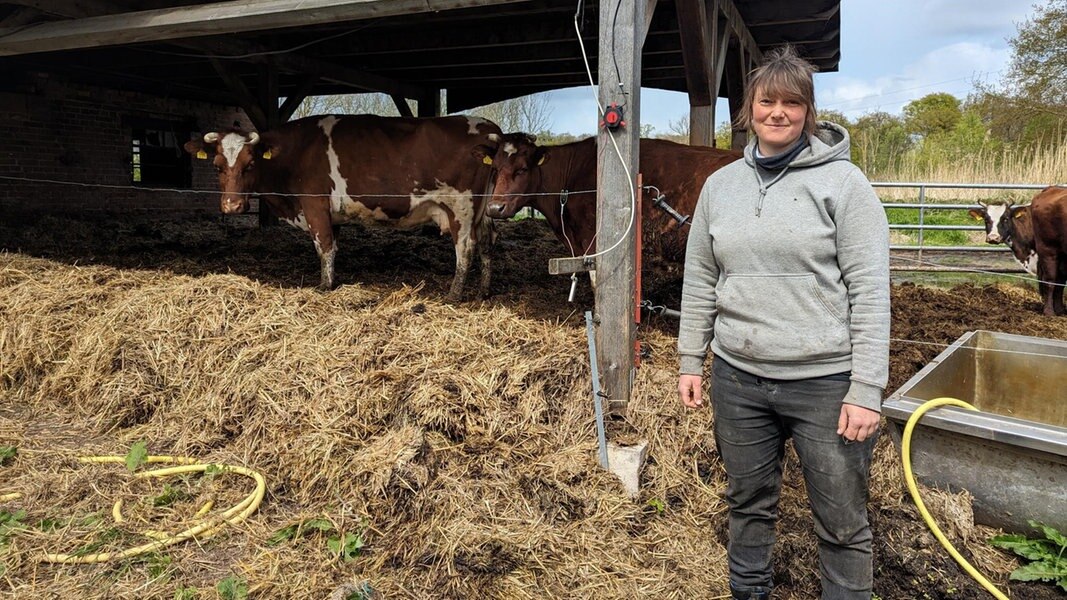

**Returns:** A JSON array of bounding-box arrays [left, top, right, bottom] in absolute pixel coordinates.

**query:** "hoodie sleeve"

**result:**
[[833, 167, 891, 411], [677, 183, 720, 375]]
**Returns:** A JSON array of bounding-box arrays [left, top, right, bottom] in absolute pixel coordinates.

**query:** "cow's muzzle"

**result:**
[[221, 195, 249, 214], [486, 200, 519, 220]]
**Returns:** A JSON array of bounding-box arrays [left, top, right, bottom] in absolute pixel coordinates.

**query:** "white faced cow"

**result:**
[[185, 115, 502, 300], [970, 200, 1037, 275]]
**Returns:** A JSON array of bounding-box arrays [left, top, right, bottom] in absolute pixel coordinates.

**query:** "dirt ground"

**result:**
[[1, 212, 1065, 599]]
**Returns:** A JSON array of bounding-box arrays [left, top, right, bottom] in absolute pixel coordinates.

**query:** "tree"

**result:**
[[287, 93, 412, 120], [1007, 0, 1067, 107], [849, 111, 911, 176], [903, 93, 962, 138], [463, 92, 554, 134]]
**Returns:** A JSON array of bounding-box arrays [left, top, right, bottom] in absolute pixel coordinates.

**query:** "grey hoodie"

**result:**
[[677, 121, 890, 411]]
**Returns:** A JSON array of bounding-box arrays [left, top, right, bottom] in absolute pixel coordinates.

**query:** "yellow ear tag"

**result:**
[[537, 155, 545, 166], [482, 155, 492, 165], [1014, 212, 1023, 219], [196, 150, 207, 160], [262, 150, 272, 160], [971, 214, 982, 221]]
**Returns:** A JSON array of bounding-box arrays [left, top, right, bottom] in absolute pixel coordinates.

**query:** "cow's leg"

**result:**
[[305, 209, 338, 291], [475, 217, 495, 298], [1037, 253, 1057, 316], [1055, 253, 1067, 315], [448, 232, 474, 301]]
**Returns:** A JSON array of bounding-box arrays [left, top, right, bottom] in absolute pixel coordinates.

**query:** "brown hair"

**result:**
[[733, 45, 819, 137]]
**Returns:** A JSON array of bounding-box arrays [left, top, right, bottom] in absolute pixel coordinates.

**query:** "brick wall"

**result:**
[[0, 72, 246, 218]]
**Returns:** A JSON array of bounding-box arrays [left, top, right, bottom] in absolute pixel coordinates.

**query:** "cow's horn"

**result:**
[[527, 133, 537, 143], [247, 132, 260, 146], [487, 133, 500, 142], [203, 132, 220, 143]]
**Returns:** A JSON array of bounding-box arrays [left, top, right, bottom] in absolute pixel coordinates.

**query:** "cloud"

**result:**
[[917, 0, 1032, 36], [819, 42, 1011, 118]]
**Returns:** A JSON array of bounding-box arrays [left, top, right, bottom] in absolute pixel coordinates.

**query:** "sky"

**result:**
[[539, 0, 1037, 136]]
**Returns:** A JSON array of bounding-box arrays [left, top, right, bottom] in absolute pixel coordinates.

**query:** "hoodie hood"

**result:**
[[744, 120, 852, 169]]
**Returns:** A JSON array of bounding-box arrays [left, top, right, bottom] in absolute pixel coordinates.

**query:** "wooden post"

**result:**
[[595, 0, 645, 416]]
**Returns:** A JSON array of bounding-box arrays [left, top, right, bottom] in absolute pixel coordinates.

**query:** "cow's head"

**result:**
[[184, 129, 276, 214], [473, 132, 548, 219], [970, 200, 1014, 244]]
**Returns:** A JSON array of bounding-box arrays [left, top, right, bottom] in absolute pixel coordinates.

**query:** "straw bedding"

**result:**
[[1, 216, 1065, 599]]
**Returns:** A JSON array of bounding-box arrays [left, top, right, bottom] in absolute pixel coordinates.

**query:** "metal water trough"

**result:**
[[883, 330, 1067, 534]]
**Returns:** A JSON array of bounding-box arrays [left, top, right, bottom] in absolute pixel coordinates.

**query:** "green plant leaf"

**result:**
[[216, 575, 248, 600], [267, 517, 335, 545], [1010, 560, 1063, 583], [0, 446, 16, 465], [1029, 520, 1067, 550], [990, 533, 1052, 561], [173, 587, 197, 600], [1058, 575, 1066, 592], [125, 441, 148, 472], [327, 532, 364, 561]]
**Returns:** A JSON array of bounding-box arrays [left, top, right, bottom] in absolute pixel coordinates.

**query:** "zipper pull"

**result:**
[[756, 188, 767, 217]]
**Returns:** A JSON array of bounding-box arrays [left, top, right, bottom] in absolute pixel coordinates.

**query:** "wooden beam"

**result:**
[[209, 57, 268, 130], [641, 0, 658, 46], [392, 94, 414, 117], [719, 0, 761, 65], [174, 38, 425, 99], [278, 73, 320, 122], [0, 0, 529, 56], [594, 0, 644, 416]]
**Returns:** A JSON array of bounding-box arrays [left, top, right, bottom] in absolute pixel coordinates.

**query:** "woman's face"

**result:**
[[751, 88, 807, 156]]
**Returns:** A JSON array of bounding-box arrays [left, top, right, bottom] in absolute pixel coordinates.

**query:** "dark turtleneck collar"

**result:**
[[755, 135, 809, 171]]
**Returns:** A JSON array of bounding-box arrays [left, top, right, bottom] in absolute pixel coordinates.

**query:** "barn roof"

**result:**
[[0, 0, 840, 113]]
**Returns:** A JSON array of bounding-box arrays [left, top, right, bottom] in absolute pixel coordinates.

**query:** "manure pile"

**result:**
[[0, 250, 1061, 600]]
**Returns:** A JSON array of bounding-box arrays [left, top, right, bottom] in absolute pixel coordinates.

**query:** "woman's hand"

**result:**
[[837, 404, 880, 442], [679, 374, 704, 408]]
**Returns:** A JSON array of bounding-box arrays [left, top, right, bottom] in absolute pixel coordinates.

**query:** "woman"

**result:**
[[677, 45, 890, 600]]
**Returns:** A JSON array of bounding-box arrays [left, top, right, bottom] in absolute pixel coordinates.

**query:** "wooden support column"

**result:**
[[725, 45, 749, 151], [415, 89, 440, 118], [677, 0, 713, 146], [257, 60, 281, 227], [595, 0, 645, 416]]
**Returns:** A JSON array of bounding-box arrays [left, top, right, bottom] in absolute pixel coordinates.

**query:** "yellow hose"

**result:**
[[39, 455, 266, 565], [902, 397, 1009, 600]]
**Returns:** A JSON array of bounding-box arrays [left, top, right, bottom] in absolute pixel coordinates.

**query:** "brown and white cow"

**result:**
[[1029, 186, 1067, 316], [184, 114, 501, 300], [476, 134, 741, 263], [969, 200, 1038, 275]]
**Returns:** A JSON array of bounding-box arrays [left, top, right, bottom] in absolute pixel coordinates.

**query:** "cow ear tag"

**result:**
[[196, 150, 207, 160], [262, 150, 272, 160], [537, 155, 545, 166], [482, 155, 492, 165], [1014, 212, 1023, 219]]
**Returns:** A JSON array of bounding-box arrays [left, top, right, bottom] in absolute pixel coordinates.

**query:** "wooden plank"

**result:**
[[0, 0, 529, 56], [595, 0, 644, 416], [548, 256, 595, 276]]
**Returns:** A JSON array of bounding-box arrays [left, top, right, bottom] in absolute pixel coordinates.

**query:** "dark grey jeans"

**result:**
[[711, 357, 876, 600]]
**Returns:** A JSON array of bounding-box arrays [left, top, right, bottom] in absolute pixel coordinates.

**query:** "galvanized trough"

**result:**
[[883, 330, 1067, 534]]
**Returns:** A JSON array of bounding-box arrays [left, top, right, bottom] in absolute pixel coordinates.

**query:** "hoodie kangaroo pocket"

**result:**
[[715, 273, 850, 362]]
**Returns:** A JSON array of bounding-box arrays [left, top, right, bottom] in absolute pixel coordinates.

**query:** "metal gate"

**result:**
[[873, 181, 1049, 273]]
